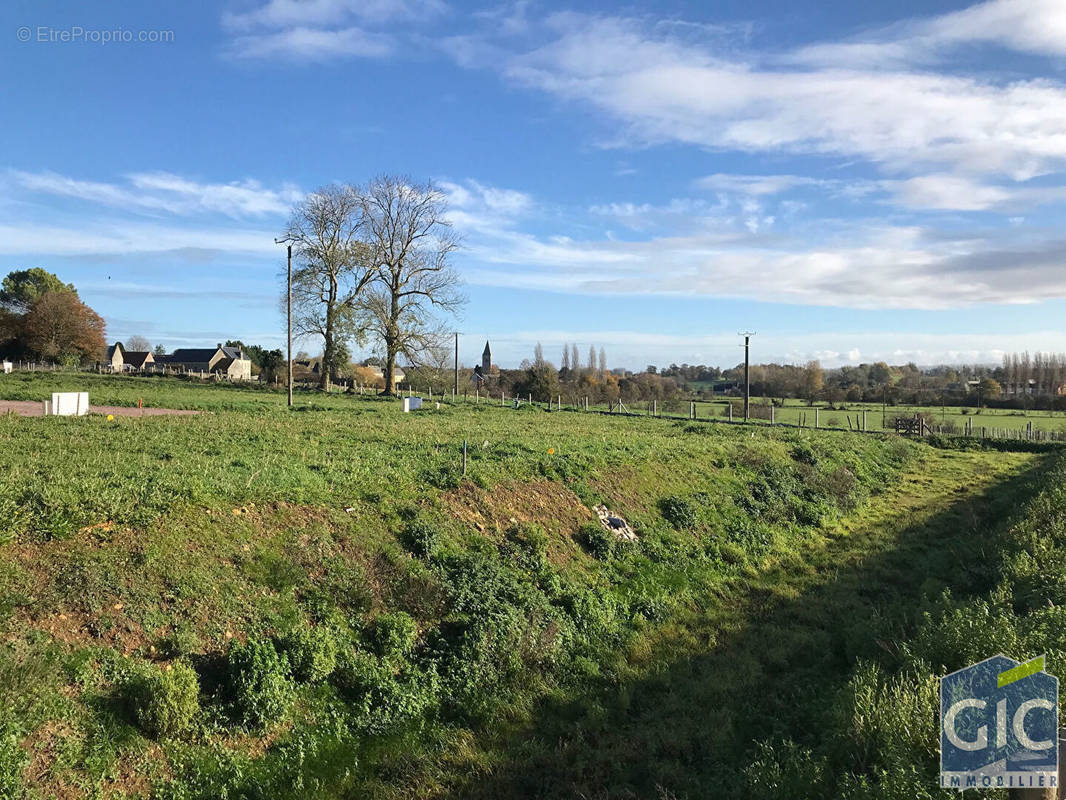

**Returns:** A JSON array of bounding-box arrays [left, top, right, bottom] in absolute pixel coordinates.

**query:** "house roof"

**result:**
[[213, 357, 236, 372], [106, 343, 124, 361], [220, 346, 247, 360], [164, 348, 217, 363]]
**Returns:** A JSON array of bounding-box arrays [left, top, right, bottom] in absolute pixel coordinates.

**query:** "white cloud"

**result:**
[[457, 210, 1066, 310], [9, 170, 302, 218], [227, 26, 394, 60], [0, 221, 278, 256], [696, 174, 820, 196], [221, 0, 444, 60], [885, 174, 1066, 211], [449, 11, 1066, 182], [438, 178, 535, 235], [222, 0, 446, 31], [889, 174, 1014, 211], [790, 0, 1066, 68]]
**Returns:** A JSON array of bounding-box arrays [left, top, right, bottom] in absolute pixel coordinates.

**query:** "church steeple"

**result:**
[[482, 341, 492, 373]]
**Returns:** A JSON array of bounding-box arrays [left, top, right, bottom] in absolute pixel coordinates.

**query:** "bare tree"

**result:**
[[571, 343, 580, 375], [283, 185, 377, 392], [561, 343, 570, 372], [125, 335, 150, 352], [355, 176, 463, 395], [598, 347, 607, 377], [534, 341, 545, 367], [588, 345, 597, 377]]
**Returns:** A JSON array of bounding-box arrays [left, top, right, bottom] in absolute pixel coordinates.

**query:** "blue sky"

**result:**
[[4, 0, 1066, 369]]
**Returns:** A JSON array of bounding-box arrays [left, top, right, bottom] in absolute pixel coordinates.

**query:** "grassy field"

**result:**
[[1, 373, 1064, 798], [571, 393, 1066, 435], [701, 397, 1066, 434]]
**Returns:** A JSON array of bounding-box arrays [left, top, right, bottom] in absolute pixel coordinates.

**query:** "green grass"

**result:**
[[695, 397, 1066, 434], [573, 393, 1066, 435], [0, 373, 1063, 798]]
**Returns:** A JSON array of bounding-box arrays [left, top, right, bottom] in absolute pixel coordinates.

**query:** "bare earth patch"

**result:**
[[443, 479, 593, 538], [0, 400, 199, 417]]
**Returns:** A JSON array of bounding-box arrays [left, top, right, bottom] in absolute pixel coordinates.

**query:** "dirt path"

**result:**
[[0, 400, 199, 417]]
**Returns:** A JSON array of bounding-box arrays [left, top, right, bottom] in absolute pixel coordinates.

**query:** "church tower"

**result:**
[[482, 341, 492, 374]]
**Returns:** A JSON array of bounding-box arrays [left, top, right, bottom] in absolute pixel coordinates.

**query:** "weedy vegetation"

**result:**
[[0, 373, 1062, 798]]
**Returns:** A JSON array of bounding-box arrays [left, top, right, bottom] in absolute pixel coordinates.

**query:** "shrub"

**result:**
[[659, 495, 698, 530], [400, 521, 440, 559], [0, 718, 27, 799], [130, 660, 200, 738], [575, 522, 615, 560], [333, 649, 439, 734], [282, 625, 338, 683], [743, 739, 829, 798], [226, 637, 294, 728], [420, 462, 461, 490], [366, 611, 418, 660], [790, 442, 819, 466]]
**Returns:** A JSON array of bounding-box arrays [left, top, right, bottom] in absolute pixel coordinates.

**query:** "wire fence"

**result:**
[[5, 363, 1066, 445]]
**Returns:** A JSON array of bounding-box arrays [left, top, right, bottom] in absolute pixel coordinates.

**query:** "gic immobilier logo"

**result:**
[[941, 654, 1058, 790]]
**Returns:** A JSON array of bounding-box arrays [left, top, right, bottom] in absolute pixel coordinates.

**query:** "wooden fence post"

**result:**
[[729, 404, 733, 423], [770, 405, 775, 425], [862, 409, 867, 432]]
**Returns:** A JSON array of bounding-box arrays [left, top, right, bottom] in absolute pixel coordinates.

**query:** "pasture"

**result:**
[[0, 373, 1064, 799]]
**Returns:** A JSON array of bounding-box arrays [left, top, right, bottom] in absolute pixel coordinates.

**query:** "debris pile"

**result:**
[[593, 504, 638, 541]]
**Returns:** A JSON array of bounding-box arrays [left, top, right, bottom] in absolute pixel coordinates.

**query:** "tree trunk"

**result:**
[[320, 326, 333, 393], [320, 277, 338, 393], [381, 292, 400, 396]]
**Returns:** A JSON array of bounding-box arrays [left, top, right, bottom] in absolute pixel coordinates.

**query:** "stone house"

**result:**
[[156, 344, 252, 380], [104, 342, 155, 373]]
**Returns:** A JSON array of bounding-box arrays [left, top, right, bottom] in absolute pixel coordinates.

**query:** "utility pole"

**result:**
[[739, 332, 755, 422], [274, 238, 294, 407], [454, 332, 459, 397]]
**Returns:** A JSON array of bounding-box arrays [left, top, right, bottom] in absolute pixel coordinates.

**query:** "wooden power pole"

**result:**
[[740, 332, 755, 422], [275, 238, 295, 407]]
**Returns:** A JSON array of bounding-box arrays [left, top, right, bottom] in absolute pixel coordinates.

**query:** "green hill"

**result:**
[[0, 374, 1062, 799]]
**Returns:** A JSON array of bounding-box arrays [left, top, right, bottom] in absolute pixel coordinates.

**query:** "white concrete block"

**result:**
[[50, 392, 89, 416], [402, 397, 423, 413]]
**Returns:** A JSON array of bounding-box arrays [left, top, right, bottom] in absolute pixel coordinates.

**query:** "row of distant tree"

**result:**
[[644, 356, 1066, 410], [414, 349, 1066, 410]]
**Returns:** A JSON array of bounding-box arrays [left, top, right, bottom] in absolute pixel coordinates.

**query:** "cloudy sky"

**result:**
[[4, 0, 1066, 368]]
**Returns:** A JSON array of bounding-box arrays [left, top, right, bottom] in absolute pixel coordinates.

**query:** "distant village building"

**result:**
[[105, 343, 157, 373], [155, 343, 252, 380], [124, 351, 155, 371], [367, 365, 404, 389], [472, 341, 494, 387], [105, 342, 125, 372]]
